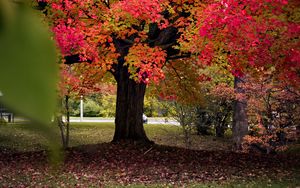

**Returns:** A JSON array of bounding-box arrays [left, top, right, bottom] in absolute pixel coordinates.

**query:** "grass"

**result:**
[[0, 122, 232, 152], [0, 122, 299, 187], [0, 123, 47, 151]]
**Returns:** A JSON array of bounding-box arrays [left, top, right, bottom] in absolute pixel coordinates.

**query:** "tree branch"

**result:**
[[102, 0, 110, 9], [64, 54, 92, 64], [167, 53, 191, 60]]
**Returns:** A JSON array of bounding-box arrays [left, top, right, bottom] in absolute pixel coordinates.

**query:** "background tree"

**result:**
[[185, 0, 300, 149], [57, 63, 114, 148], [209, 83, 234, 138], [241, 75, 300, 153]]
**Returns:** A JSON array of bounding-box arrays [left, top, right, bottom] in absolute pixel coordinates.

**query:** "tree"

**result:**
[[189, 0, 300, 149], [171, 102, 197, 149], [194, 64, 234, 138], [240, 75, 300, 153], [232, 76, 249, 149], [40, 0, 299, 144], [39, 0, 198, 143], [57, 63, 114, 148], [207, 83, 234, 138]]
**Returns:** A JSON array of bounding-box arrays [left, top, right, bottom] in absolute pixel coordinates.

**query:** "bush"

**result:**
[[97, 95, 116, 117], [144, 97, 175, 117], [83, 99, 101, 117]]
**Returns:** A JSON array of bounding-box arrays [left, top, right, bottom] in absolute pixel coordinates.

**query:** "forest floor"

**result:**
[[0, 123, 299, 187]]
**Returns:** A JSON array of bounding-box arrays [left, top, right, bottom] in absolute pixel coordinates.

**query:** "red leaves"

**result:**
[[119, 0, 162, 21], [45, 0, 173, 85], [196, 0, 300, 84], [45, 0, 299, 91], [0, 143, 299, 186], [210, 83, 235, 101], [197, 43, 214, 66], [53, 23, 85, 56]]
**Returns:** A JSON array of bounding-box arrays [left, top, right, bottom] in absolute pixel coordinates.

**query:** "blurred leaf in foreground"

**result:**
[[0, 1, 60, 161]]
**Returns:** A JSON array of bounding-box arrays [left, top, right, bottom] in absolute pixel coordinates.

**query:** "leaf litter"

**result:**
[[0, 142, 299, 187]]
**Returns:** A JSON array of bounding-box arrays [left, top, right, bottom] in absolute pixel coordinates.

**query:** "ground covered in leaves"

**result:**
[[0, 142, 299, 187]]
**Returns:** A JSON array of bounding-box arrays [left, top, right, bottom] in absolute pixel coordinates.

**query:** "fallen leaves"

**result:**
[[0, 142, 299, 186]]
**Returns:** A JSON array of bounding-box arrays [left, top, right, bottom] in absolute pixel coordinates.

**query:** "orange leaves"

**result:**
[[155, 59, 205, 105], [59, 63, 116, 97], [111, 0, 169, 29], [125, 43, 166, 84]]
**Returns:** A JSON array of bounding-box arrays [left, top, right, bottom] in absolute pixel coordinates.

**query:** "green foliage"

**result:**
[[97, 95, 116, 117], [83, 94, 116, 117], [67, 95, 116, 117], [67, 94, 175, 117], [144, 96, 174, 117], [83, 99, 102, 117], [0, 2, 58, 124], [67, 97, 80, 116], [0, 1, 60, 161]]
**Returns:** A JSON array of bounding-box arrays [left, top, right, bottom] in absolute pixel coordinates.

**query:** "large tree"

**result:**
[[40, 0, 299, 144], [40, 0, 200, 143]]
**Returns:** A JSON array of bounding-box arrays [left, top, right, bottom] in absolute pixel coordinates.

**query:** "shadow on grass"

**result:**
[[0, 123, 299, 186]]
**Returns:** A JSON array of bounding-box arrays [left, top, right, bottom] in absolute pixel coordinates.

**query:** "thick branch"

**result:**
[[64, 54, 92, 64], [103, 0, 110, 9], [154, 27, 178, 46], [167, 53, 191, 60]]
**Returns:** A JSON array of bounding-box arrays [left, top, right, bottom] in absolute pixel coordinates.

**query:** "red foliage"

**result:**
[[195, 0, 299, 87], [237, 76, 300, 153], [114, 0, 168, 28], [0, 143, 299, 186], [45, 0, 298, 101], [59, 64, 116, 98]]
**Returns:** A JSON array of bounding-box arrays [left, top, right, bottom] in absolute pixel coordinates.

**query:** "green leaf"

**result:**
[[0, 3, 58, 124], [0, 2, 61, 163]]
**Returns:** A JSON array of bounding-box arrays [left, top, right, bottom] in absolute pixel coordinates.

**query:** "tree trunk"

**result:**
[[296, 125, 300, 140], [65, 95, 70, 148], [112, 67, 152, 144], [56, 115, 67, 149], [232, 76, 248, 150], [195, 108, 211, 135], [216, 125, 225, 138]]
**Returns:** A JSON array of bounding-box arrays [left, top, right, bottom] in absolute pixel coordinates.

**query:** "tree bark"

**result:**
[[216, 125, 225, 138], [64, 95, 70, 148], [56, 115, 67, 149], [232, 76, 249, 150], [112, 66, 152, 144]]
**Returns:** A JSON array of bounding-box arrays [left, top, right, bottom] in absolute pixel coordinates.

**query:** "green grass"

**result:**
[[0, 123, 48, 151], [0, 122, 232, 152], [0, 122, 299, 187], [0, 122, 114, 151]]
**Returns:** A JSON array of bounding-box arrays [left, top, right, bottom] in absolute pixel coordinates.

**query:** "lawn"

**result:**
[[0, 122, 299, 187], [0, 122, 231, 152]]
